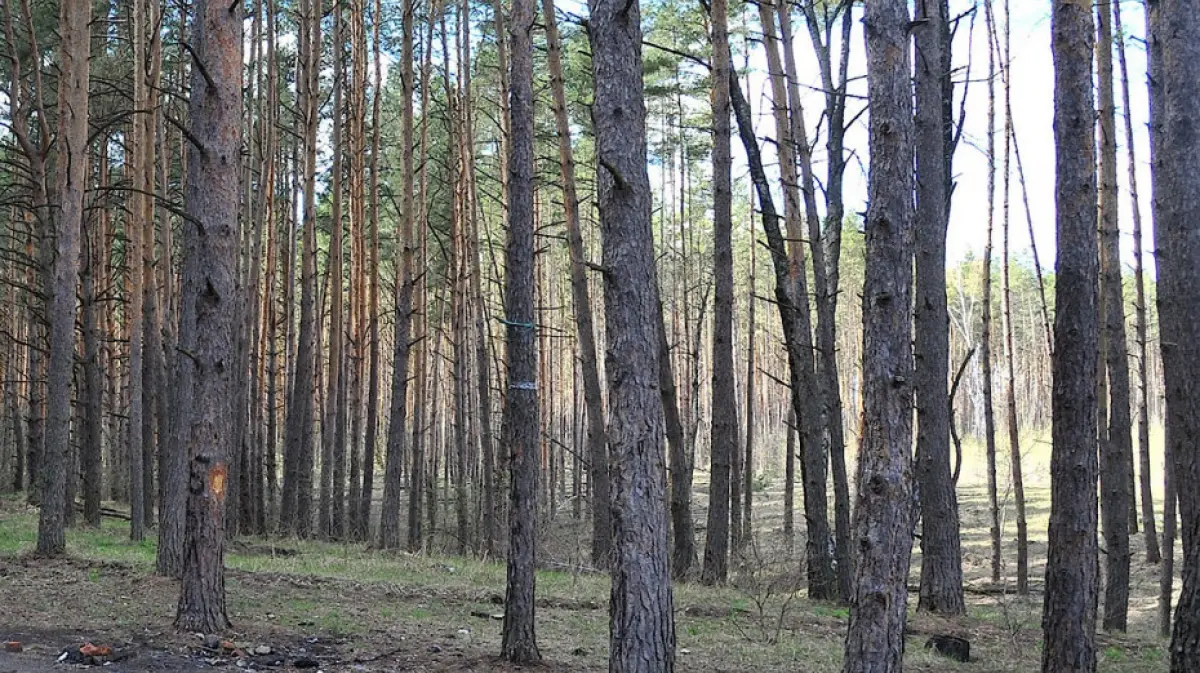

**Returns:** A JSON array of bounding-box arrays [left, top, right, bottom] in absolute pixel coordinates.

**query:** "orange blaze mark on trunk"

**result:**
[[209, 464, 228, 502]]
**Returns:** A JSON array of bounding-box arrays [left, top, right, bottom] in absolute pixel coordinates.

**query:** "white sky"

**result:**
[[733, 0, 1154, 272]]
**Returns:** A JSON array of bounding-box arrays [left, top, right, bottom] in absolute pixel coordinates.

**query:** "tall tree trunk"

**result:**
[[660, 304, 693, 579], [173, 0, 242, 631], [914, 0, 964, 617], [742, 216, 755, 547], [842, 0, 914, 669], [36, 0, 90, 557], [800, 0, 854, 601], [1113, 0, 1160, 565], [359, 0, 383, 540], [379, 0, 417, 551], [1096, 0, 1130, 631], [701, 0, 733, 586], [407, 0, 438, 552], [999, 0, 1029, 596], [126, 0, 148, 542], [80, 145, 105, 528], [282, 0, 321, 538], [755, 0, 834, 599], [1042, 2, 1099, 671], [320, 6, 347, 540], [981, 0, 1002, 585], [589, 0, 677, 666], [542, 0, 611, 570], [1156, 0, 1200, 668], [500, 0, 539, 656]]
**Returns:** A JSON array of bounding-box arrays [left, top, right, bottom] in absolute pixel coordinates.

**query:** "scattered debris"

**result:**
[[293, 656, 319, 668], [3, 640, 21, 653], [254, 645, 272, 655], [925, 634, 970, 663], [57, 642, 128, 666]]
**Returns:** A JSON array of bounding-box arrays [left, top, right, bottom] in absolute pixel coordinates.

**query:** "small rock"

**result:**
[[203, 634, 221, 650], [427, 644, 443, 654], [254, 645, 272, 655], [455, 629, 471, 641], [680, 648, 691, 655], [4, 641, 22, 653]]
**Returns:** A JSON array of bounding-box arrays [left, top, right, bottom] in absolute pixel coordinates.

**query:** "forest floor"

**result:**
[[0, 478, 1172, 672]]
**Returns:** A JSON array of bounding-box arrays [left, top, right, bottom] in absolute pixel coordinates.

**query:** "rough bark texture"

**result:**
[[842, 1, 914, 670], [1042, 2, 1099, 671], [701, 0, 733, 587], [842, 0, 914, 670], [173, 0, 241, 632], [379, 0, 416, 551], [914, 0, 964, 617], [1112, 0, 1159, 565], [589, 0, 676, 666], [756, 0, 835, 599], [660, 305, 694, 580], [499, 0, 539, 659], [1156, 0, 1200, 668], [35, 0, 90, 557], [281, 0, 320, 538], [541, 0, 609, 570], [1096, 0, 1130, 632]]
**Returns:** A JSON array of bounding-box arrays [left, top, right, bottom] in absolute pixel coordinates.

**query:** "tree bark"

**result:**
[[500, 0, 539, 657], [1113, 0, 1160, 565], [755, 0, 834, 599], [1155, 0, 1200, 668], [35, 0, 90, 557], [1096, 0, 1130, 631], [1042, 2, 1099, 671], [542, 0, 611, 570], [589, 0, 676, 665], [379, 0, 417, 551], [914, 0, 965, 617], [282, 0, 321, 538], [981, 0, 1003, 586], [841, 0, 914, 669], [173, 0, 242, 632], [701, 0, 733, 586]]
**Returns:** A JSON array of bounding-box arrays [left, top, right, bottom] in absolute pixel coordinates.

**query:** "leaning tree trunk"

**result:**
[[1042, 2, 1099, 671], [755, 0, 834, 599], [499, 0, 540, 659], [173, 0, 242, 633], [589, 0, 676, 666], [1113, 0, 1160, 565], [1156, 0, 1200, 669], [842, 0, 914, 670], [1096, 0, 1131, 632], [35, 0, 90, 557], [542, 0, 611, 570]]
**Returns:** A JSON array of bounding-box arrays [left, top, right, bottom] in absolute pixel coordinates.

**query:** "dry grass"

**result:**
[[0, 432, 1174, 673]]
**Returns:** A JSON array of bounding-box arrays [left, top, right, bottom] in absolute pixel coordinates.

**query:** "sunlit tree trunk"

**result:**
[[173, 0, 242, 631], [1042, 2, 1099, 670], [842, 0, 914, 668]]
